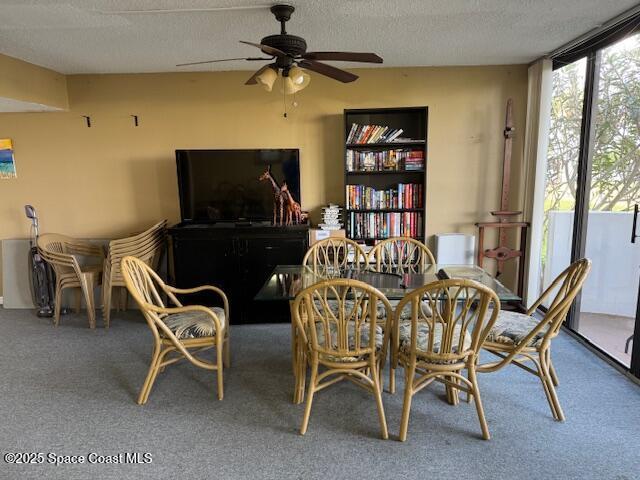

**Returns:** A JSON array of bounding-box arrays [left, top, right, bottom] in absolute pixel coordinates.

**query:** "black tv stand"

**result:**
[[168, 222, 309, 324]]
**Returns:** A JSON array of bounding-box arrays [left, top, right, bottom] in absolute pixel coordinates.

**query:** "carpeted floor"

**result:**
[[0, 308, 638, 480]]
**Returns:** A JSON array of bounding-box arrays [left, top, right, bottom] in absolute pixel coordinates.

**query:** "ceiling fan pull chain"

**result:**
[[283, 79, 288, 118]]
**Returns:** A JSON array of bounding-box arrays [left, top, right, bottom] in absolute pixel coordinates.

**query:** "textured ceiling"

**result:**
[[0, 0, 636, 74]]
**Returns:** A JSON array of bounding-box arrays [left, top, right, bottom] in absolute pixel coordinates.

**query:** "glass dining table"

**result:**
[[254, 264, 521, 403]]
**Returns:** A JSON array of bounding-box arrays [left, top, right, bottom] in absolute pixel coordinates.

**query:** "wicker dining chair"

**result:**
[[37, 233, 105, 328], [393, 279, 500, 441], [478, 258, 591, 421], [367, 237, 437, 393], [291, 278, 393, 438], [120, 255, 230, 403], [302, 237, 367, 271], [102, 220, 167, 327], [367, 237, 436, 272]]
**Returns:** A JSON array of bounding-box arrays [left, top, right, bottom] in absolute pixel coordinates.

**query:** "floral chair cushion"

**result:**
[[316, 299, 387, 319], [315, 298, 432, 322], [162, 307, 225, 339], [485, 309, 547, 348], [398, 321, 471, 355], [311, 321, 384, 362], [390, 299, 433, 321]]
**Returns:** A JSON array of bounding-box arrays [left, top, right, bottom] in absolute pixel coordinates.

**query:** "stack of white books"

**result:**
[[319, 204, 343, 231]]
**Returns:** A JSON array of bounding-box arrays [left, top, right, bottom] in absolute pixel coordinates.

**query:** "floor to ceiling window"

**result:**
[[534, 15, 640, 377], [576, 33, 640, 366], [539, 58, 586, 303]]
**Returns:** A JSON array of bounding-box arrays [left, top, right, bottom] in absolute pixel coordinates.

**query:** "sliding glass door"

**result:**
[[575, 34, 640, 367], [538, 24, 640, 377]]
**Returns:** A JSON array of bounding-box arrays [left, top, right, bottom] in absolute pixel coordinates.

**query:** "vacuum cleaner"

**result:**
[[25, 205, 56, 317]]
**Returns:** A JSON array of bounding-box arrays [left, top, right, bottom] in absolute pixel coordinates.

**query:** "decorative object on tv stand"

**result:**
[[281, 182, 303, 225], [319, 204, 343, 231], [259, 165, 285, 226], [176, 4, 383, 92]]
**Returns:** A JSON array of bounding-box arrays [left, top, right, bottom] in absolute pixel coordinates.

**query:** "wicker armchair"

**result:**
[[291, 279, 393, 438], [478, 258, 591, 421], [367, 237, 437, 393], [367, 237, 435, 272], [303, 237, 367, 271], [121, 256, 230, 403], [392, 279, 500, 441]]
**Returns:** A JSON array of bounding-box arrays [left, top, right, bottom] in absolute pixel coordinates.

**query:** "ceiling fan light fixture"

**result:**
[[256, 66, 278, 92], [284, 67, 311, 94]]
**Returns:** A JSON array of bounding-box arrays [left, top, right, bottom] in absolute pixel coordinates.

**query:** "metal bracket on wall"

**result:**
[[130, 115, 139, 127], [81, 115, 91, 127]]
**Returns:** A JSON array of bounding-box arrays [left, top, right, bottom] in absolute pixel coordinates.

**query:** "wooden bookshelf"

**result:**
[[344, 107, 428, 243]]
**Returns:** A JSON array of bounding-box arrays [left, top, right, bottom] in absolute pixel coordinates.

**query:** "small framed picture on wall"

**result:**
[[0, 138, 17, 179]]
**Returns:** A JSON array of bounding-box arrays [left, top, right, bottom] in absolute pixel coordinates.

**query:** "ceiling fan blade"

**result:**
[[302, 52, 383, 63], [99, 5, 271, 14], [297, 60, 358, 83], [245, 64, 273, 85], [176, 57, 271, 67], [240, 40, 288, 58]]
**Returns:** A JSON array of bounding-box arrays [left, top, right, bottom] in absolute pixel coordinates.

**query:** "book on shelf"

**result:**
[[346, 149, 425, 172], [346, 183, 423, 210], [347, 123, 409, 144], [347, 211, 423, 239]]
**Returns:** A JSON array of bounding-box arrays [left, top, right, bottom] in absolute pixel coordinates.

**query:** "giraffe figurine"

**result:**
[[259, 165, 284, 225], [281, 182, 302, 225]]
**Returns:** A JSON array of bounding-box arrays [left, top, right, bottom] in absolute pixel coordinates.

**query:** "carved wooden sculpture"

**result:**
[[259, 165, 284, 226], [281, 182, 302, 225]]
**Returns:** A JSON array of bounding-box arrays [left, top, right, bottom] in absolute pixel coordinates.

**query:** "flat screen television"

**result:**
[[176, 149, 301, 223]]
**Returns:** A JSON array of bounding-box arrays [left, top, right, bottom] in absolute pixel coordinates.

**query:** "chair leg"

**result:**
[[371, 361, 389, 440], [138, 348, 161, 405], [548, 361, 559, 387], [465, 369, 473, 403], [468, 363, 490, 440], [537, 360, 560, 420], [80, 281, 96, 329], [388, 329, 396, 394], [389, 364, 396, 394], [546, 349, 559, 387], [294, 335, 307, 405], [223, 337, 231, 368], [446, 375, 460, 406], [121, 289, 128, 311], [75, 289, 81, 314], [216, 342, 224, 400], [539, 352, 565, 421], [102, 284, 112, 329], [399, 363, 415, 442], [300, 361, 318, 435], [53, 284, 62, 327]]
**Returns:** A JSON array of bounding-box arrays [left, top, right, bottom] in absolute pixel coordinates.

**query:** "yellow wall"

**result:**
[[0, 54, 68, 110], [0, 65, 528, 294]]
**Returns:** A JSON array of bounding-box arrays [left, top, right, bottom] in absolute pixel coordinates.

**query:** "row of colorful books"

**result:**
[[346, 183, 423, 210], [347, 211, 423, 239], [404, 153, 424, 171], [346, 124, 406, 144], [346, 149, 425, 172]]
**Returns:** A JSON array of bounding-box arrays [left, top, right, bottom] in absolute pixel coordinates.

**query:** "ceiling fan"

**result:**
[[176, 4, 383, 93]]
